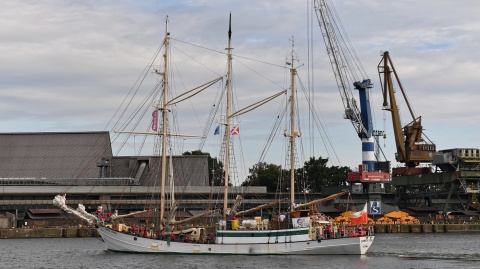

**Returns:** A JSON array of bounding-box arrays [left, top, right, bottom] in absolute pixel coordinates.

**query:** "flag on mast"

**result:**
[[151, 110, 158, 131], [350, 202, 368, 225], [230, 126, 239, 135]]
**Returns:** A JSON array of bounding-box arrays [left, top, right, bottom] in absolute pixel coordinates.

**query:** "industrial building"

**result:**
[[0, 132, 478, 228], [0, 131, 269, 227]]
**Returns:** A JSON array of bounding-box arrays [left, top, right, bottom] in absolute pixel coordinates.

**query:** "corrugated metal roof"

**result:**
[[0, 132, 112, 179], [28, 209, 63, 214], [26, 209, 64, 219], [0, 132, 209, 186]]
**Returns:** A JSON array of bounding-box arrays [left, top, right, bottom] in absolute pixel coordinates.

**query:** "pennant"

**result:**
[[350, 202, 368, 225], [151, 110, 158, 131], [214, 125, 220, 135], [230, 125, 239, 135]]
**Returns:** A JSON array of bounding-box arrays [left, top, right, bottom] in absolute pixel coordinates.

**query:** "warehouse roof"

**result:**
[[0, 132, 112, 179], [0, 132, 209, 186]]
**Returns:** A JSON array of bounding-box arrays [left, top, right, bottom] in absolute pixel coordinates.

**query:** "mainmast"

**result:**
[[223, 13, 233, 220], [159, 16, 170, 229]]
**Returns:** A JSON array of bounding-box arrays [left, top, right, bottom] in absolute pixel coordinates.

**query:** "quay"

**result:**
[[0, 227, 99, 239], [2, 224, 480, 239], [374, 223, 480, 233]]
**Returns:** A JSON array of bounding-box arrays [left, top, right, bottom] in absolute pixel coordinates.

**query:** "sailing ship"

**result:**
[[54, 15, 374, 255]]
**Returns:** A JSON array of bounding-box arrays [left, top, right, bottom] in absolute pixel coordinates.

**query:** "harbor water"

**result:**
[[0, 233, 479, 269]]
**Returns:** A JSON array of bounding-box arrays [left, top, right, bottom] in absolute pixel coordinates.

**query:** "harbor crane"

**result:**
[[314, 0, 390, 185], [378, 51, 480, 213], [377, 51, 436, 175]]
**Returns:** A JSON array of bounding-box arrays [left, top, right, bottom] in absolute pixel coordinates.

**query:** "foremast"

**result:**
[[159, 16, 170, 230]]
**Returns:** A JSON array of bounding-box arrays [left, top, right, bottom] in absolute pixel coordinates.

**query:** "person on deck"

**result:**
[[324, 225, 331, 239], [179, 233, 185, 242], [208, 233, 215, 244], [159, 229, 164, 240]]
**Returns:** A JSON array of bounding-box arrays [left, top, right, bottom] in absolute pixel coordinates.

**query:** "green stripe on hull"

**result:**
[[216, 228, 309, 237]]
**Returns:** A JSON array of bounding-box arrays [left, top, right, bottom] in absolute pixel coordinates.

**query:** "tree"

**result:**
[[299, 157, 351, 193], [183, 150, 224, 186], [243, 157, 351, 193], [326, 165, 350, 187], [300, 157, 329, 192], [242, 162, 283, 192]]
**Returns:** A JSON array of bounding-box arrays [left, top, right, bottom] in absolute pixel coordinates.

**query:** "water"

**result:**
[[1, 233, 479, 269]]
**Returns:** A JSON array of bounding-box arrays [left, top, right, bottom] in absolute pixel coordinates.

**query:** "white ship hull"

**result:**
[[97, 226, 374, 255]]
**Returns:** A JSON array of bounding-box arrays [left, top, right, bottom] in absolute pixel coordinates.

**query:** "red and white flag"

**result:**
[[230, 126, 239, 135], [350, 202, 368, 225], [151, 110, 158, 131]]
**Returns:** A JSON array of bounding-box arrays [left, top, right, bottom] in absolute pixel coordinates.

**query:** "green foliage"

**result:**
[[244, 157, 351, 193], [300, 157, 350, 192], [183, 151, 351, 192], [242, 162, 283, 192]]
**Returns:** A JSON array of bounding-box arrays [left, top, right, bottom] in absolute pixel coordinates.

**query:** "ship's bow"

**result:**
[[359, 235, 375, 255]]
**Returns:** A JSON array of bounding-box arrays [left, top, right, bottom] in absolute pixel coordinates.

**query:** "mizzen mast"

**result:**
[[287, 38, 299, 210]]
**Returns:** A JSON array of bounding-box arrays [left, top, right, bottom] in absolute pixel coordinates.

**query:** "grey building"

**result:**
[[0, 131, 209, 186], [0, 132, 266, 225]]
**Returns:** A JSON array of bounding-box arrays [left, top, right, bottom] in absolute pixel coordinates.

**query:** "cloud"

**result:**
[[0, 0, 479, 179]]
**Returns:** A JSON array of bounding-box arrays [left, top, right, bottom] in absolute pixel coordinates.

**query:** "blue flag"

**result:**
[[214, 126, 220, 135]]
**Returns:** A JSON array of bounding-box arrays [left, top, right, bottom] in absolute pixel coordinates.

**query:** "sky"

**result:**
[[1, 0, 479, 183]]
